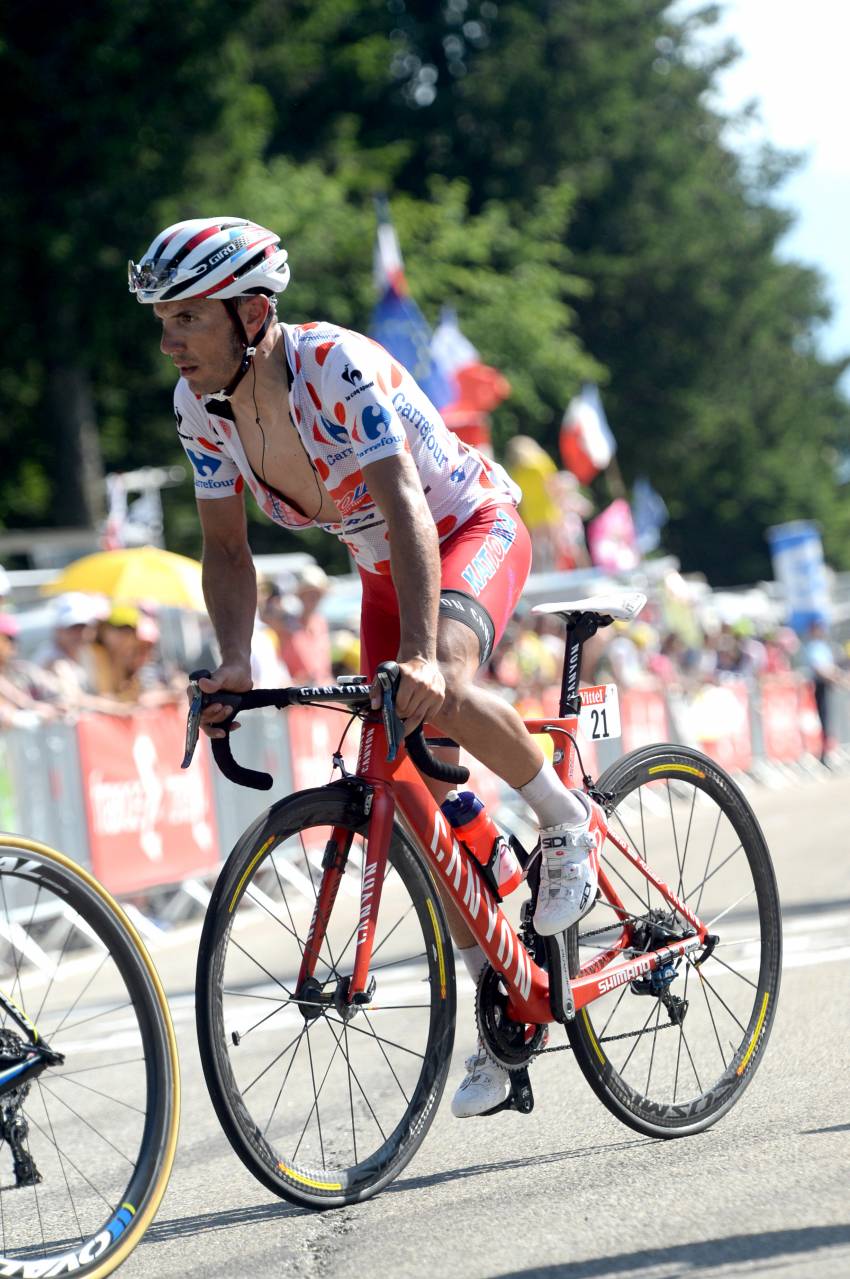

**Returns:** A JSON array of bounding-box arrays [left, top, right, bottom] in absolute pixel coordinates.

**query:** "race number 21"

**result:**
[[578, 685, 621, 741]]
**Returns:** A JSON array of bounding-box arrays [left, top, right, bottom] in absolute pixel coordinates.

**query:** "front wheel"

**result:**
[[566, 745, 781, 1138], [196, 785, 456, 1208], [0, 836, 180, 1278]]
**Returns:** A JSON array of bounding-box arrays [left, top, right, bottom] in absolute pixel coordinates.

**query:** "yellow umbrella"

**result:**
[[44, 546, 206, 612]]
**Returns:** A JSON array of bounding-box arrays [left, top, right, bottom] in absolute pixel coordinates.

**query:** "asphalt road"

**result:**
[[127, 770, 850, 1279]]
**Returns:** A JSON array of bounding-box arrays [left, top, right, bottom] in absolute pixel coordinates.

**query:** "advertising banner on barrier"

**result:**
[[620, 689, 669, 753], [687, 681, 752, 773], [760, 676, 803, 763], [77, 707, 220, 895]]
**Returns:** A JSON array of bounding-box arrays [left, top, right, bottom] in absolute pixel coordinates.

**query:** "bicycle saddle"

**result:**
[[531, 590, 647, 624]]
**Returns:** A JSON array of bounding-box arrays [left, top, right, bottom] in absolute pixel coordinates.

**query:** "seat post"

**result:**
[[558, 614, 599, 717]]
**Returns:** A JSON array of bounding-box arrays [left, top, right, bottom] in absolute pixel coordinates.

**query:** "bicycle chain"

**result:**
[[540, 1018, 679, 1054]]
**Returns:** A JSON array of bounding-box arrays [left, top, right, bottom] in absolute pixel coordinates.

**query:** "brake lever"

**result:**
[[375, 666, 405, 762], [181, 668, 211, 769]]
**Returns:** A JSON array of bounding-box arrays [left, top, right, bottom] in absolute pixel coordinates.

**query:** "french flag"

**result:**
[[431, 309, 511, 451], [559, 383, 616, 484], [369, 199, 454, 408]]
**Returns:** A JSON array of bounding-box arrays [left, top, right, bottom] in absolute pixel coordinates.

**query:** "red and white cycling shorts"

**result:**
[[358, 503, 532, 677]]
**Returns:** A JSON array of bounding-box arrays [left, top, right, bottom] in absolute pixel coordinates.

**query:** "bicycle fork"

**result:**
[[296, 782, 395, 1010]]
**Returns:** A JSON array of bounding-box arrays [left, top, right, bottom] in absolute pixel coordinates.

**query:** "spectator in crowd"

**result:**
[[504, 436, 561, 571], [86, 605, 182, 707], [35, 593, 104, 703], [801, 619, 850, 763], [0, 614, 59, 725], [276, 565, 334, 684]]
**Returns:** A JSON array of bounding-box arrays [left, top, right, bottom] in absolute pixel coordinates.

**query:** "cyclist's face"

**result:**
[[153, 300, 243, 394]]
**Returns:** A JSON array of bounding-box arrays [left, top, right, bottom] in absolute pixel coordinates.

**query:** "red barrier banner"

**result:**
[[620, 688, 669, 753], [77, 707, 220, 895], [760, 676, 803, 763], [798, 681, 824, 758], [688, 681, 752, 773]]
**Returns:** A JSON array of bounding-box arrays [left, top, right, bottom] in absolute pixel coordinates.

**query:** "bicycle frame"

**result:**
[[300, 708, 709, 1028]]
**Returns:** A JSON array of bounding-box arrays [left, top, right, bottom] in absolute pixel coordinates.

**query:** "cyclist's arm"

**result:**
[[197, 496, 256, 726], [362, 452, 445, 725]]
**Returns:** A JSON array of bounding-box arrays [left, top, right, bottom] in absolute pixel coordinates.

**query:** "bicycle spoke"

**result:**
[[645, 1001, 662, 1094], [52, 1073, 147, 1116], [706, 887, 755, 930], [705, 951, 758, 989], [230, 937, 294, 999], [685, 842, 744, 907], [292, 1025, 329, 1168], [698, 969, 728, 1071], [691, 965, 747, 1035], [38, 1082, 138, 1167], [361, 1009, 411, 1104], [243, 1025, 306, 1097], [263, 1029, 306, 1136], [322, 1013, 426, 1060], [691, 803, 724, 917]]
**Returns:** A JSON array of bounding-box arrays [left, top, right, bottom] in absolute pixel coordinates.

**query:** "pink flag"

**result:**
[[586, 499, 639, 572]]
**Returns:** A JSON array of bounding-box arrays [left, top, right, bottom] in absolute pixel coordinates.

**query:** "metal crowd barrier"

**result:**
[[0, 680, 846, 901]]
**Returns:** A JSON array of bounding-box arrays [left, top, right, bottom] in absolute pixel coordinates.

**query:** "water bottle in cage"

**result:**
[[440, 790, 523, 897]]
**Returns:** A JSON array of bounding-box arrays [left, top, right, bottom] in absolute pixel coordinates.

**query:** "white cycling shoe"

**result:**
[[533, 799, 606, 937], [451, 1043, 510, 1118]]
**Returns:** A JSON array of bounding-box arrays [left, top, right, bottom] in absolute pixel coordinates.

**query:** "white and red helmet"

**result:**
[[128, 217, 290, 302]]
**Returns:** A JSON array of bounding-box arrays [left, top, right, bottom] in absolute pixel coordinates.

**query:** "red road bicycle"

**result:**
[[190, 591, 782, 1209]]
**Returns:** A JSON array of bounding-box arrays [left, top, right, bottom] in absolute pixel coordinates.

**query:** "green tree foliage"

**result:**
[[2, 0, 848, 584]]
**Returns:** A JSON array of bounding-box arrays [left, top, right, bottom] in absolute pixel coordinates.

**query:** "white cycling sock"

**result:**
[[518, 761, 591, 829], [458, 944, 487, 985]]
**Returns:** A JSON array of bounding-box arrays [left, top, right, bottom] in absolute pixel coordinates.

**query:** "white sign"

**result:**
[[578, 684, 621, 741]]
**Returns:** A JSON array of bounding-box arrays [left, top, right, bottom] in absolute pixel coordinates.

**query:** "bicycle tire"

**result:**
[[196, 785, 456, 1209], [0, 835, 180, 1277], [566, 745, 781, 1138]]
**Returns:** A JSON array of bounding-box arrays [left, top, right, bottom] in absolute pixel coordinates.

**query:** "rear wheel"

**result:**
[[566, 746, 781, 1137], [0, 836, 179, 1277], [196, 785, 456, 1208]]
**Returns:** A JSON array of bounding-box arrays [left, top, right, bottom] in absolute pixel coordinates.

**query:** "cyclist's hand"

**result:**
[[390, 657, 446, 731], [195, 662, 253, 739]]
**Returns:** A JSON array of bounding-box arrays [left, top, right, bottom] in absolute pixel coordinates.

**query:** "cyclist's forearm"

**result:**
[[202, 540, 257, 665], [387, 500, 441, 662]]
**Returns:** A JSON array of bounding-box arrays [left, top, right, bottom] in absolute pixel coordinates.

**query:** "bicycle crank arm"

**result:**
[[544, 932, 576, 1023]]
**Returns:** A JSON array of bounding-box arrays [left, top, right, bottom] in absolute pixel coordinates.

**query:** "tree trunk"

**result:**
[[44, 303, 105, 528]]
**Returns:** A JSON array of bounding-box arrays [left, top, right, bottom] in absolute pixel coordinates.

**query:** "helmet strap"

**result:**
[[209, 298, 274, 400]]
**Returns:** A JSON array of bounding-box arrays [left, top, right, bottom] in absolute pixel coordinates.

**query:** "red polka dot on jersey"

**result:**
[[314, 457, 330, 480], [235, 475, 244, 494], [436, 515, 458, 537], [334, 402, 346, 424], [315, 341, 335, 366], [306, 382, 322, 409], [295, 352, 302, 373], [390, 364, 403, 389]]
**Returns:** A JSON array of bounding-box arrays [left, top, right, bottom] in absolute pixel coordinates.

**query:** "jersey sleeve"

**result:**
[[173, 381, 241, 500], [321, 336, 409, 468]]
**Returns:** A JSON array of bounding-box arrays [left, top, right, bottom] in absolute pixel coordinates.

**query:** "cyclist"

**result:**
[[129, 216, 607, 1116]]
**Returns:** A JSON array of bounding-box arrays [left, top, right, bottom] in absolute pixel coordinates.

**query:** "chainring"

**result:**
[[475, 965, 547, 1071]]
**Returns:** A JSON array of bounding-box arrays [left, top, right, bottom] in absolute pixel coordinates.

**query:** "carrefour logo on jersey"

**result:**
[[361, 404, 393, 440], [186, 449, 222, 478], [391, 392, 449, 467], [319, 415, 349, 446]]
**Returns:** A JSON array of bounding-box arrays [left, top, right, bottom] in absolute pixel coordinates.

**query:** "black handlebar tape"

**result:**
[[211, 735, 273, 791], [405, 725, 470, 784]]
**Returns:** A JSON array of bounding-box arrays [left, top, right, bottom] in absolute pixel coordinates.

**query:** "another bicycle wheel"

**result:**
[[566, 745, 781, 1138], [0, 835, 179, 1277], [196, 784, 456, 1209]]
